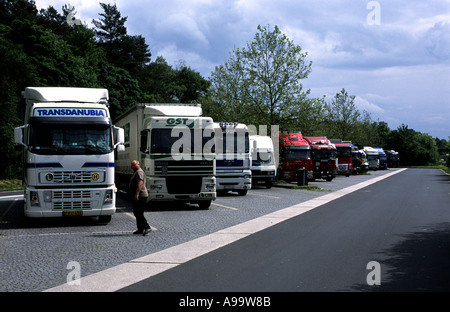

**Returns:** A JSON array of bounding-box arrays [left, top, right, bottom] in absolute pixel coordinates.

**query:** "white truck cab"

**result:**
[[14, 87, 124, 222], [250, 135, 277, 188]]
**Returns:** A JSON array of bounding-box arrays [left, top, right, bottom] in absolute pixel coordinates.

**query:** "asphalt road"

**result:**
[[119, 168, 450, 292], [1, 168, 449, 293]]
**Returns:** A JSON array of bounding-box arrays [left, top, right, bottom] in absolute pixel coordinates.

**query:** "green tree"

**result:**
[[324, 88, 361, 140], [209, 24, 314, 130], [387, 124, 439, 166], [93, 3, 150, 74], [175, 66, 211, 103]]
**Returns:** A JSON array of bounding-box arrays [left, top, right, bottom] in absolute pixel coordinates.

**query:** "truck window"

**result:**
[[151, 128, 214, 154], [311, 149, 336, 160], [215, 131, 249, 154], [30, 124, 112, 155], [284, 149, 310, 159], [252, 152, 273, 166]]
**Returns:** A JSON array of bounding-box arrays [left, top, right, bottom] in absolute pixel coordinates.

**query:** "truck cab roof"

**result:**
[[304, 136, 335, 150], [280, 133, 310, 148], [24, 87, 108, 104]]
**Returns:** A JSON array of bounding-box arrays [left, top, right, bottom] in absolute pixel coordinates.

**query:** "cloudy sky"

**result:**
[[35, 0, 450, 139]]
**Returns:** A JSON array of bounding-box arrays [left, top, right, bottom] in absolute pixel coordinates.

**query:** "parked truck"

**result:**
[[14, 87, 125, 222], [330, 139, 353, 176], [114, 103, 216, 209], [363, 147, 380, 170], [373, 147, 388, 169], [303, 136, 337, 181], [386, 150, 399, 167], [342, 141, 367, 174], [250, 135, 277, 188], [279, 132, 313, 184], [214, 122, 251, 196]]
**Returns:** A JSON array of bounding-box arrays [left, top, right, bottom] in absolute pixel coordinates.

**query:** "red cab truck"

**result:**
[[304, 136, 337, 181], [330, 139, 353, 177], [279, 133, 313, 184]]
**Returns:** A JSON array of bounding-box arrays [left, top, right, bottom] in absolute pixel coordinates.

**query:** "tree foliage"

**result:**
[[207, 25, 443, 167], [0, 0, 210, 179], [0, 2, 445, 179], [208, 25, 314, 130]]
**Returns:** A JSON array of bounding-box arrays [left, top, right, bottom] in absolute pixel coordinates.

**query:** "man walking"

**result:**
[[129, 160, 151, 236]]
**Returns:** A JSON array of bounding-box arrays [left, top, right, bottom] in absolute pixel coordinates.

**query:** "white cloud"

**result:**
[[355, 96, 385, 114]]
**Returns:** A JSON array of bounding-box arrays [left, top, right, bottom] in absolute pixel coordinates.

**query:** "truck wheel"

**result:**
[[198, 200, 211, 210], [237, 189, 248, 196], [265, 180, 272, 189], [98, 215, 112, 224]]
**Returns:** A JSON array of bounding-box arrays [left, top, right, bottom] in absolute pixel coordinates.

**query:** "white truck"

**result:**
[[214, 122, 251, 196], [250, 135, 277, 188], [363, 147, 380, 170], [14, 87, 125, 223], [114, 104, 216, 209]]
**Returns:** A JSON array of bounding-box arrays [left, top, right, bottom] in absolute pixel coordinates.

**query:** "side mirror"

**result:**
[[114, 127, 125, 152], [14, 126, 27, 148], [140, 130, 150, 153]]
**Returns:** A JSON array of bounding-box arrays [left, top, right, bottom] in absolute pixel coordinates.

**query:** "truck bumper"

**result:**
[[23, 186, 116, 218], [147, 176, 216, 202], [216, 171, 252, 191]]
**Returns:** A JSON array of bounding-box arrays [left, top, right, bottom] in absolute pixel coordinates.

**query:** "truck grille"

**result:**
[[40, 171, 105, 184], [53, 190, 91, 199], [52, 191, 92, 210], [155, 160, 214, 175], [53, 201, 91, 210], [166, 176, 202, 194]]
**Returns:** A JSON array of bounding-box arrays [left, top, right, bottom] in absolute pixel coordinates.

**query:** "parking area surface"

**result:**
[[0, 169, 399, 291]]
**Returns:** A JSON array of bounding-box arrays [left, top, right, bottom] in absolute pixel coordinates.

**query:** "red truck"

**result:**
[[304, 136, 337, 181], [279, 133, 313, 184], [330, 139, 353, 176]]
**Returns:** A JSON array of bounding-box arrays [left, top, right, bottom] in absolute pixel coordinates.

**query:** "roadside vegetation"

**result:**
[[1, 1, 448, 180], [0, 179, 22, 190]]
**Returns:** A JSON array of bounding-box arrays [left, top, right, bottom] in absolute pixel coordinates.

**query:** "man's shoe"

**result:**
[[133, 230, 143, 235], [143, 228, 150, 236]]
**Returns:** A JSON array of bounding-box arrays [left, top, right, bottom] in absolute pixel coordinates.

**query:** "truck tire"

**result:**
[[98, 215, 112, 224], [198, 200, 211, 210], [237, 189, 248, 196]]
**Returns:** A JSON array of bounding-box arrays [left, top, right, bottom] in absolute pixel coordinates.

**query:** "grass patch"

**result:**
[[292, 185, 333, 192], [0, 179, 23, 190], [406, 165, 450, 174]]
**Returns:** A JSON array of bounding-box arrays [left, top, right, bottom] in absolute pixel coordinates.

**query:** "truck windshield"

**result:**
[[151, 128, 214, 154], [30, 125, 112, 155], [284, 148, 310, 159], [336, 147, 352, 158], [311, 149, 336, 160], [252, 152, 273, 166], [215, 131, 249, 154]]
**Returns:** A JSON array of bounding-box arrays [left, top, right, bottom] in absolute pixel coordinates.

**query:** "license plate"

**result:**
[[63, 211, 83, 217]]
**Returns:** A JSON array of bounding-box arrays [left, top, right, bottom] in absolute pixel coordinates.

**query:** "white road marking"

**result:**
[[45, 169, 407, 292], [212, 202, 239, 210]]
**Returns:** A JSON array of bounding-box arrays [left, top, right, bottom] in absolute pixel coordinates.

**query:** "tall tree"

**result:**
[[209, 24, 314, 130], [92, 3, 150, 74], [324, 88, 361, 140]]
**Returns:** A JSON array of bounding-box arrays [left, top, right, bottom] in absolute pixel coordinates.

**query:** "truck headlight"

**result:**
[[150, 184, 162, 191], [104, 189, 113, 204], [30, 191, 40, 207], [44, 191, 52, 202]]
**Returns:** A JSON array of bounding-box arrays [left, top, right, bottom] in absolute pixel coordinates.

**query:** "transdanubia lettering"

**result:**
[[35, 109, 105, 117]]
